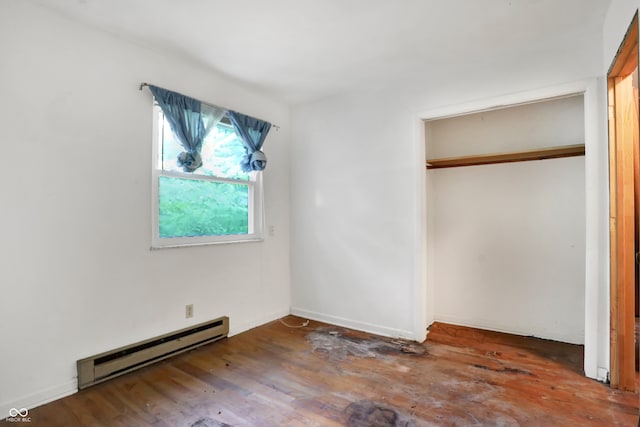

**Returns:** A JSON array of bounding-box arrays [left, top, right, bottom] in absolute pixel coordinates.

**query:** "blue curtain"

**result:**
[[228, 111, 272, 172], [149, 85, 216, 173]]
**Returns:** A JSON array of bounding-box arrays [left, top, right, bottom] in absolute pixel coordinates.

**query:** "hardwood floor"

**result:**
[[8, 317, 639, 426]]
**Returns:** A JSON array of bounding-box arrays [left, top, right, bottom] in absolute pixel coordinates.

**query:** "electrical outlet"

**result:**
[[269, 225, 276, 236], [185, 304, 194, 318]]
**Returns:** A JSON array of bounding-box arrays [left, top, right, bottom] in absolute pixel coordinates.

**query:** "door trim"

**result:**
[[607, 11, 638, 391], [417, 79, 602, 379]]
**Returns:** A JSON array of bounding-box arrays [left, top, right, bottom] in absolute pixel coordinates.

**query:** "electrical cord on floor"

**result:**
[[279, 318, 310, 328]]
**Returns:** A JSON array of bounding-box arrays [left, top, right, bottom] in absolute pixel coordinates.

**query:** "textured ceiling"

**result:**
[[28, 0, 612, 105]]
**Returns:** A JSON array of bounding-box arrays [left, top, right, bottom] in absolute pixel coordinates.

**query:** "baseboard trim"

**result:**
[[290, 307, 416, 340], [432, 314, 584, 345], [1, 379, 77, 418]]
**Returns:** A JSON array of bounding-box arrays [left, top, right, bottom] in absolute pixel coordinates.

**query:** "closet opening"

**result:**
[[425, 95, 587, 373]]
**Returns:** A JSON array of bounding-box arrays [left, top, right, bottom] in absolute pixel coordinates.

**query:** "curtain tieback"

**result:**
[[177, 152, 203, 173], [241, 150, 267, 172]]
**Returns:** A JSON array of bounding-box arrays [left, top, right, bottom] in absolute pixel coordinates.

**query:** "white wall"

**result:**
[[290, 92, 419, 338], [0, 1, 291, 414], [604, 0, 639, 71], [426, 96, 585, 158], [291, 5, 607, 380], [431, 159, 586, 343], [427, 96, 586, 344]]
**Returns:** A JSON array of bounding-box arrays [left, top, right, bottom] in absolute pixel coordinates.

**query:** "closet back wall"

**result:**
[[426, 96, 586, 344]]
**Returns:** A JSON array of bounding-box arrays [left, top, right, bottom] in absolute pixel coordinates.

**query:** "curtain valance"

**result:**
[[147, 85, 272, 172]]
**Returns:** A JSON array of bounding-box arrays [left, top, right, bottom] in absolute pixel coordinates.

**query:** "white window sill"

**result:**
[[151, 235, 264, 250]]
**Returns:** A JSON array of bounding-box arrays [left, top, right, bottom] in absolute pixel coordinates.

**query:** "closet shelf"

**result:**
[[426, 144, 585, 169]]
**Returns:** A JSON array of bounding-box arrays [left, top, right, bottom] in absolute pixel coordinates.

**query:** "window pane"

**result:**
[[160, 113, 249, 180], [158, 176, 249, 238]]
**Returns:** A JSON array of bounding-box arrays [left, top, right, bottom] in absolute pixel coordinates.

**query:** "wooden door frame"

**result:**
[[608, 11, 639, 392]]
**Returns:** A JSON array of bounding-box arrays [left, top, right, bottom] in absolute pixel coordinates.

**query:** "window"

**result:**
[[152, 104, 263, 248]]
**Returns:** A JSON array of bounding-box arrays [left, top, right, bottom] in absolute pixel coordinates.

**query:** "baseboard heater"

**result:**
[[77, 316, 229, 390]]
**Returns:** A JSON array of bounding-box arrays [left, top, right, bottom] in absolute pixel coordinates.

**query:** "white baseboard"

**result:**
[[1, 379, 77, 419], [432, 314, 584, 345], [290, 307, 416, 340], [596, 367, 609, 383]]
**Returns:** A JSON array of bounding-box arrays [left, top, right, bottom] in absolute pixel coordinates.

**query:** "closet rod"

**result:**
[[426, 144, 585, 169]]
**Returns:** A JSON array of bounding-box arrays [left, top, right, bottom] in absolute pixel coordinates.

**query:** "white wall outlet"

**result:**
[[269, 225, 276, 236], [185, 304, 194, 318]]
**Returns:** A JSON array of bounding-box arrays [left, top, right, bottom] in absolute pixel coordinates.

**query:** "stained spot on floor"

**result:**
[[189, 417, 233, 427], [345, 400, 417, 427], [306, 328, 426, 361], [472, 364, 532, 376]]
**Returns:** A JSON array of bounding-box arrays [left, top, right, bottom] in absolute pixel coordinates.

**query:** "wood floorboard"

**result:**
[[4, 317, 638, 426]]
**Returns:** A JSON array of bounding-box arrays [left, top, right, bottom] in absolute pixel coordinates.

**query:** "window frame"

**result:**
[[150, 103, 264, 248]]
